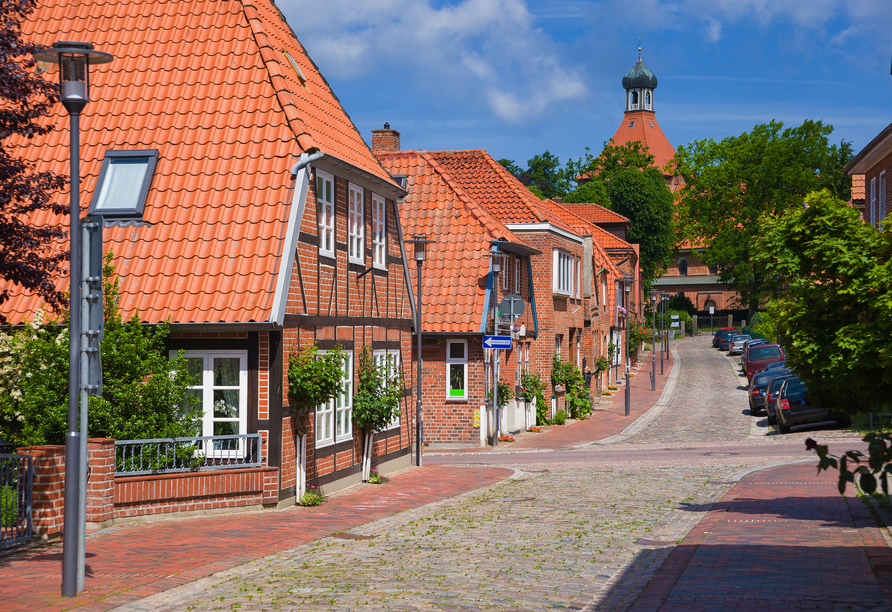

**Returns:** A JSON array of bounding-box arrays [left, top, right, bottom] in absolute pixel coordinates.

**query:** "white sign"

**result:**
[[671, 322, 680, 328], [671, 314, 679, 320], [709, 307, 715, 315]]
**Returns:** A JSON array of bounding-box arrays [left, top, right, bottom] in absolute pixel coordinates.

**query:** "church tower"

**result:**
[[609, 50, 677, 182], [622, 52, 657, 113]]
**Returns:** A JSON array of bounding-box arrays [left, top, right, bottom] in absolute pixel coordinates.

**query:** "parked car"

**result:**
[[775, 378, 850, 434], [749, 369, 790, 414], [744, 344, 786, 380], [764, 373, 797, 425], [728, 334, 752, 355], [712, 327, 736, 348], [763, 360, 788, 371], [717, 329, 739, 351], [741, 339, 770, 370]]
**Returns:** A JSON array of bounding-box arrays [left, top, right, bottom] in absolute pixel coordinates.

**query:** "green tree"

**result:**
[[353, 347, 403, 481], [498, 152, 569, 199], [0, 253, 199, 447], [754, 189, 891, 414], [566, 139, 655, 185], [674, 120, 854, 315], [667, 293, 696, 315], [607, 167, 675, 288], [563, 177, 610, 207]]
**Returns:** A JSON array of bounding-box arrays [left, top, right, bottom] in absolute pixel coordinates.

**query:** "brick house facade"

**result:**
[[2, 0, 414, 523], [846, 122, 892, 229]]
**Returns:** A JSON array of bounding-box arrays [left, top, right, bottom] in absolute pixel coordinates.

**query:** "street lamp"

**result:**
[[623, 276, 633, 417], [32, 41, 112, 599], [406, 235, 433, 467]]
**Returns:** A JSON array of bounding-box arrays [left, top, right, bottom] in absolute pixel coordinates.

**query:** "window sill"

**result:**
[[445, 398, 469, 403], [319, 250, 336, 261]]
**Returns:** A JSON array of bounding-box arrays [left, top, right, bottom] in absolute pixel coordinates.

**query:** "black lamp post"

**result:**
[[483, 247, 506, 446], [32, 41, 113, 598], [406, 235, 433, 467], [623, 276, 633, 417]]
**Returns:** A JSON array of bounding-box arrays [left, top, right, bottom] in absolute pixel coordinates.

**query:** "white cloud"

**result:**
[[278, 0, 586, 124]]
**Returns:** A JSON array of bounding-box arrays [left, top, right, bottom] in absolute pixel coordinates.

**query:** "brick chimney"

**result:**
[[371, 123, 401, 153]]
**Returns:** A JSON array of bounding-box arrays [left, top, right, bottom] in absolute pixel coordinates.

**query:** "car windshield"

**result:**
[[768, 376, 791, 393], [733, 335, 750, 342], [750, 346, 782, 360], [781, 379, 806, 399], [754, 370, 789, 386]]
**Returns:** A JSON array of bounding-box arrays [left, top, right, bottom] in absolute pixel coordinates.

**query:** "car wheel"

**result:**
[[767, 414, 777, 426], [779, 422, 791, 434], [838, 416, 852, 428]]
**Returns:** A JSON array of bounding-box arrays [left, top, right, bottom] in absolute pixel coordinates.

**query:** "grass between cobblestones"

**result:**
[[131, 464, 738, 612]]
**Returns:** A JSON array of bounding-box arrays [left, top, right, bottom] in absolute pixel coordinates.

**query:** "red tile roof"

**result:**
[[378, 151, 525, 333], [557, 203, 630, 226], [425, 150, 577, 233], [851, 175, 865, 201], [541, 200, 635, 251], [610, 110, 677, 172], [2, 0, 397, 325]]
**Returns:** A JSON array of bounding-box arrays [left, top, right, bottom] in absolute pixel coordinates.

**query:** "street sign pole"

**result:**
[[492, 266, 499, 447]]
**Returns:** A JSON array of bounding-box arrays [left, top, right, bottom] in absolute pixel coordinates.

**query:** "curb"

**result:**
[[583, 346, 682, 446]]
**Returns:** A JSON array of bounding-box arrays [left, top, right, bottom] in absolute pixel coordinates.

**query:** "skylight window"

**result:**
[[89, 149, 159, 216], [629, 121, 635, 127], [283, 50, 307, 87]]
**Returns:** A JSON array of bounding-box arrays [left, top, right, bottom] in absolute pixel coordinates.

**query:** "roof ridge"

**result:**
[[239, 0, 315, 152], [480, 152, 550, 223], [421, 152, 519, 244], [560, 201, 630, 224]]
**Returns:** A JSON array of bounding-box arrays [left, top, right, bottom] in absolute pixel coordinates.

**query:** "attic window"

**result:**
[[283, 50, 307, 87], [89, 149, 159, 217], [392, 175, 407, 189], [629, 121, 635, 127], [649, 121, 654, 127]]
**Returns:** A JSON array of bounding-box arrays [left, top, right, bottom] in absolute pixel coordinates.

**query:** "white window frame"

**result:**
[[315, 351, 353, 448], [446, 340, 468, 401], [374, 349, 402, 429], [575, 256, 581, 298], [880, 172, 887, 223], [553, 249, 573, 296], [174, 351, 248, 455], [870, 177, 877, 226], [514, 257, 522, 294], [348, 183, 364, 263], [316, 170, 335, 257], [502, 256, 510, 291], [371, 193, 386, 269]]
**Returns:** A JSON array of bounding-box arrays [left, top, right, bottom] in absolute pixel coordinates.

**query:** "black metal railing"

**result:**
[[0, 453, 33, 549], [114, 434, 263, 477]]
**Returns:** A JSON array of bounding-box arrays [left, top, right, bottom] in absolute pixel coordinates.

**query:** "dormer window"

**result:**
[[89, 149, 159, 216]]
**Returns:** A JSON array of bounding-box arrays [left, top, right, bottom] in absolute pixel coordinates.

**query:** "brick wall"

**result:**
[[17, 440, 279, 536]]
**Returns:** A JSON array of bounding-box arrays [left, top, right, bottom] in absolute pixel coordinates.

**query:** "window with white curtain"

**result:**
[[316, 352, 353, 447], [174, 351, 247, 448], [348, 183, 364, 263], [316, 170, 335, 257], [372, 193, 386, 268]]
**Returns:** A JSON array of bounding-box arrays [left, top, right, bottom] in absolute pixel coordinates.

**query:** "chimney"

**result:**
[[371, 123, 401, 153]]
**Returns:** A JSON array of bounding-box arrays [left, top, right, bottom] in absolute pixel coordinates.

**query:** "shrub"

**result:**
[[300, 485, 324, 506], [552, 410, 568, 425], [1, 485, 17, 528], [520, 369, 548, 426]]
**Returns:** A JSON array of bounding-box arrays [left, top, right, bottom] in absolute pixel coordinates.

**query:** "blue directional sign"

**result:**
[[483, 335, 512, 350]]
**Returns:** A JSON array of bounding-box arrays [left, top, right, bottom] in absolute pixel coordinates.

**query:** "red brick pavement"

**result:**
[[628, 462, 892, 611], [435, 349, 676, 453], [0, 465, 512, 612]]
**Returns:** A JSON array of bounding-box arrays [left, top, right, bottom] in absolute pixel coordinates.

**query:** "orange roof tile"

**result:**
[[2, 0, 397, 325], [557, 202, 630, 226], [379, 151, 526, 333], [541, 200, 635, 251], [851, 175, 865, 201], [610, 110, 677, 173], [425, 150, 578, 233]]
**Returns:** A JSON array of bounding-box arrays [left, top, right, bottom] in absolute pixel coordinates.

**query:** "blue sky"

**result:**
[[279, 0, 891, 169]]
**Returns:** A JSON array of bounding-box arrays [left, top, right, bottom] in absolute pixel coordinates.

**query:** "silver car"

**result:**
[[728, 334, 752, 356]]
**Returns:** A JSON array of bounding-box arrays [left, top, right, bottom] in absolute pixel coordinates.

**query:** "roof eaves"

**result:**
[[314, 153, 407, 199], [846, 122, 892, 174]]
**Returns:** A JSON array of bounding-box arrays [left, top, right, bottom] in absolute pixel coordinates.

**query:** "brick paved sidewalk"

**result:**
[[627, 462, 892, 612], [0, 465, 512, 612], [428, 346, 677, 454]]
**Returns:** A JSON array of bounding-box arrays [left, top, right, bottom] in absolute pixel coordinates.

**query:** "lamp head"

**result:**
[[407, 234, 433, 263], [32, 41, 113, 114]]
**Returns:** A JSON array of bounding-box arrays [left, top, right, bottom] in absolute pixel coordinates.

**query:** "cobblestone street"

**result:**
[[2, 336, 886, 612]]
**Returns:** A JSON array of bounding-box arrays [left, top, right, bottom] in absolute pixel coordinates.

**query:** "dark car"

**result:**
[[749, 368, 790, 414], [775, 378, 850, 434], [765, 373, 796, 425], [744, 344, 786, 380], [717, 329, 739, 351], [741, 339, 770, 370], [763, 360, 787, 371], [712, 327, 735, 348]]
